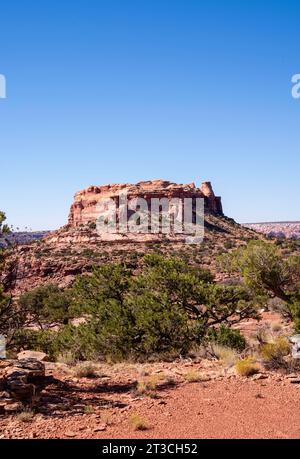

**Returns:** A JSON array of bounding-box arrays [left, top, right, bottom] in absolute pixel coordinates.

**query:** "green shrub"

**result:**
[[74, 362, 98, 378], [207, 325, 246, 351], [219, 241, 300, 331], [11, 255, 261, 362], [13, 328, 58, 357], [18, 284, 73, 329]]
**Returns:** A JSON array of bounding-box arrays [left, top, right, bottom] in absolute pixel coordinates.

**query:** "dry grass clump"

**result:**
[[100, 412, 113, 426], [136, 380, 148, 394], [74, 361, 98, 378], [84, 404, 94, 414], [188, 345, 208, 361], [16, 408, 35, 423], [212, 344, 239, 367], [260, 336, 290, 370], [260, 337, 290, 361], [235, 358, 260, 377], [136, 373, 168, 394], [56, 351, 77, 366], [147, 374, 163, 390], [130, 413, 149, 431], [183, 370, 206, 383]]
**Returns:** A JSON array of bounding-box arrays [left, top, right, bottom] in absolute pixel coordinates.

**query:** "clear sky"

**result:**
[[0, 0, 299, 230]]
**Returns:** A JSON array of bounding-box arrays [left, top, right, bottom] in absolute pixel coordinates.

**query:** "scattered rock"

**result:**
[[14, 358, 45, 377], [65, 431, 77, 438], [252, 373, 268, 381], [93, 424, 107, 432], [4, 402, 23, 412]]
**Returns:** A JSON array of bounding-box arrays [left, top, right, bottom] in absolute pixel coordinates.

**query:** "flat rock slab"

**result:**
[[17, 351, 48, 362]]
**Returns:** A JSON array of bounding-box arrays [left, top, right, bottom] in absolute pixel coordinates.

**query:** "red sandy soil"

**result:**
[[0, 359, 299, 439]]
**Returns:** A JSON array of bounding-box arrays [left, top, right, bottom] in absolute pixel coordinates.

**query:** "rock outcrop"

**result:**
[[0, 358, 48, 413], [68, 180, 223, 227]]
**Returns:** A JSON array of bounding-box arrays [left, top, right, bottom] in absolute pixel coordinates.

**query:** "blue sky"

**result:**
[[0, 0, 299, 230]]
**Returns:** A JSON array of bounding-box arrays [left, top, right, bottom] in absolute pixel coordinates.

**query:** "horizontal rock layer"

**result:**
[[68, 180, 223, 227]]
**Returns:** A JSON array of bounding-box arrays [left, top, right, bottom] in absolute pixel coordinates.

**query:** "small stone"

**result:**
[[252, 373, 268, 381], [73, 404, 86, 410], [65, 431, 77, 437], [93, 424, 107, 432], [120, 406, 130, 412]]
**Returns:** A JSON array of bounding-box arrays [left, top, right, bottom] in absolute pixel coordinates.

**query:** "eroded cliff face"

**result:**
[[68, 180, 223, 227]]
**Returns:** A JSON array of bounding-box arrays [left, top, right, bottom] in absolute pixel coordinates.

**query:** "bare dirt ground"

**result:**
[[0, 357, 299, 439]]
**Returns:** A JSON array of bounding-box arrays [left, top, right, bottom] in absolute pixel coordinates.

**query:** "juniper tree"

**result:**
[[219, 240, 300, 331]]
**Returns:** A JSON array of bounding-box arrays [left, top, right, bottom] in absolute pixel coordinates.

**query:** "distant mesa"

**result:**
[[0, 231, 49, 248], [244, 222, 300, 239]]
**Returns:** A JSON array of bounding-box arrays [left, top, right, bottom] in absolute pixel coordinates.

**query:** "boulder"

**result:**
[[3, 401, 23, 412], [17, 350, 48, 362], [2, 358, 46, 402]]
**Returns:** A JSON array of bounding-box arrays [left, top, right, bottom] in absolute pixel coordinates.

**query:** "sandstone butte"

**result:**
[[41, 179, 224, 245], [68, 179, 223, 227]]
